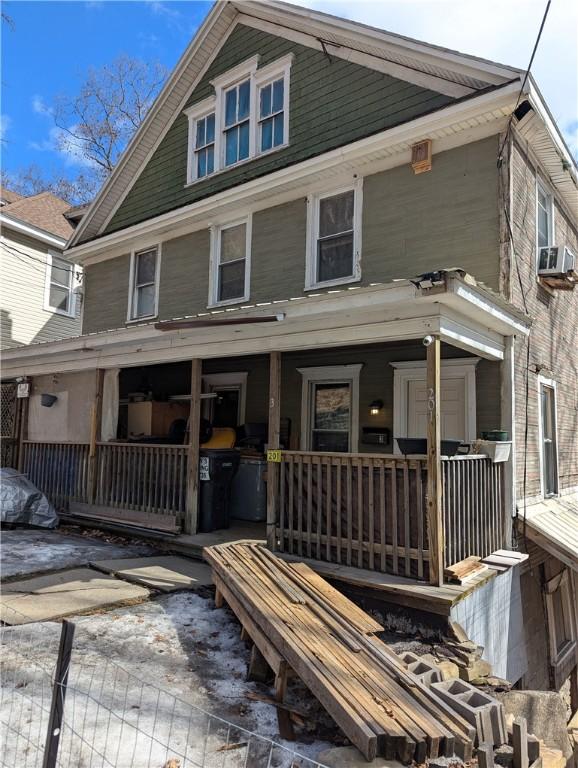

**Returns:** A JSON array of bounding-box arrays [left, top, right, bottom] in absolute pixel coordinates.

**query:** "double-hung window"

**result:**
[[128, 246, 160, 321], [209, 217, 251, 307], [184, 55, 292, 184], [537, 180, 554, 250], [306, 180, 363, 289], [539, 377, 559, 497], [185, 99, 216, 183], [224, 79, 251, 167], [44, 253, 77, 317]]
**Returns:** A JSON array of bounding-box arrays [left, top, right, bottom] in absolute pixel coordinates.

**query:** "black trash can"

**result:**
[[198, 449, 240, 532]]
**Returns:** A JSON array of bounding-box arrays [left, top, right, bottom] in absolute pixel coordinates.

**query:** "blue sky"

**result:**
[[1, 0, 577, 186]]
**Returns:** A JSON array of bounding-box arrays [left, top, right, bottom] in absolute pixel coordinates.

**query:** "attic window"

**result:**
[[184, 54, 292, 185]]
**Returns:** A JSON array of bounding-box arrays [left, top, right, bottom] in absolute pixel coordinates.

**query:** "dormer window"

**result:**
[[184, 54, 292, 185], [224, 79, 251, 166]]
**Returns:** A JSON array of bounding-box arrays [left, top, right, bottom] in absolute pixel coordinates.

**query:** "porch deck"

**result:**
[[64, 508, 490, 616]]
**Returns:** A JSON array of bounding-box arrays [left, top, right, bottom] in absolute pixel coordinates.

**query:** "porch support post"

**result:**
[[185, 358, 202, 535], [426, 336, 444, 586], [267, 351, 281, 550], [88, 369, 104, 504], [501, 335, 516, 546], [16, 389, 29, 473]]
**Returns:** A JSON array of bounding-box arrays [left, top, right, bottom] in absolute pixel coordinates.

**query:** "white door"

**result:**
[[407, 377, 467, 441]]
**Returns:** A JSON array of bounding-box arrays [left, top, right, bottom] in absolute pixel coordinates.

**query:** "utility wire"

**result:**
[[0, 241, 82, 279], [498, 0, 552, 165]]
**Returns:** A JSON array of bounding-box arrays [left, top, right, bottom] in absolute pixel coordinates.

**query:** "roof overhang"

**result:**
[[521, 493, 578, 571], [0, 212, 68, 250], [68, 0, 521, 251], [0, 271, 530, 378], [66, 81, 520, 266], [514, 78, 578, 221]]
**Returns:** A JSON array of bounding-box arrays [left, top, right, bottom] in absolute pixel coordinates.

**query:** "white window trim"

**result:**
[[127, 244, 161, 323], [184, 54, 293, 187], [297, 364, 362, 452], [390, 358, 479, 453], [535, 176, 555, 271], [252, 55, 292, 159], [185, 96, 217, 185], [202, 372, 248, 425], [43, 251, 78, 318], [208, 215, 252, 308], [305, 178, 363, 291], [537, 374, 559, 499]]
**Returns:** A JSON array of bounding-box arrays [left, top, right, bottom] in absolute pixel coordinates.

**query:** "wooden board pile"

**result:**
[[204, 542, 476, 762]]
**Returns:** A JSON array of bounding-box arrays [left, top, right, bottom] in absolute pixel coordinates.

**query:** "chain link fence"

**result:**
[[1, 608, 327, 768]]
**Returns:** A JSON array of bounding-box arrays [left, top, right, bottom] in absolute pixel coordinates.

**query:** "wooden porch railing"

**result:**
[[276, 451, 429, 580], [21, 441, 90, 509], [442, 455, 505, 566], [275, 451, 507, 581], [94, 442, 188, 524]]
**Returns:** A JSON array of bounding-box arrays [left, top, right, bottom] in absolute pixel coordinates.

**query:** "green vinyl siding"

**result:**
[[83, 253, 130, 332], [362, 135, 501, 289], [104, 23, 451, 235], [82, 137, 500, 334]]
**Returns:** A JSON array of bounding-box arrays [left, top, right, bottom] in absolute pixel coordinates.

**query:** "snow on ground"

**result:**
[[0, 528, 155, 580], [1, 590, 335, 767]]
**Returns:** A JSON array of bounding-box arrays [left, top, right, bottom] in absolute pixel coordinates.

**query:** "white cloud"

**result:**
[[0, 114, 11, 141], [290, 0, 578, 156], [30, 125, 97, 169], [32, 95, 52, 117]]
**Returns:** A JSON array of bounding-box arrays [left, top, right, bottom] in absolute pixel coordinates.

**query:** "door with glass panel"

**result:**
[[540, 383, 558, 497], [309, 382, 351, 452]]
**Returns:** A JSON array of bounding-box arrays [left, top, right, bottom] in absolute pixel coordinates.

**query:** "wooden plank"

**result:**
[[185, 359, 202, 535], [267, 351, 281, 550], [426, 337, 444, 586], [69, 502, 179, 532], [379, 462, 386, 572]]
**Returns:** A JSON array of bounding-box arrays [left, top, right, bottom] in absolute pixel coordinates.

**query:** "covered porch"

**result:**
[[4, 270, 530, 590]]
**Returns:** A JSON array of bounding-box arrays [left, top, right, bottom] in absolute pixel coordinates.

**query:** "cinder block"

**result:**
[[431, 679, 507, 746], [399, 652, 442, 685]]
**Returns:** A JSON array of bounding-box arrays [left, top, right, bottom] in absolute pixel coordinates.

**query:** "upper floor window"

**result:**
[[184, 54, 292, 185], [44, 253, 77, 317], [185, 99, 216, 183], [306, 179, 363, 290], [539, 376, 558, 498], [224, 79, 251, 167], [128, 246, 160, 321], [209, 217, 252, 307], [537, 179, 554, 250]]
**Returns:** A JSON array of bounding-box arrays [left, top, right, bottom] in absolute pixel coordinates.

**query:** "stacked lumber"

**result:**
[[204, 542, 476, 762], [445, 556, 489, 585]]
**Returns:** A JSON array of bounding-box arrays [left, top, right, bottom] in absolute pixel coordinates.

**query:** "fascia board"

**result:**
[[1, 214, 68, 249]]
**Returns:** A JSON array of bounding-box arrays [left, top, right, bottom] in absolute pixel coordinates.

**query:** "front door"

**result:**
[[407, 377, 467, 441]]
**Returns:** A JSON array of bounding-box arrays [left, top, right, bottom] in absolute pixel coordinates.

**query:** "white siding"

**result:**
[[0, 227, 82, 349]]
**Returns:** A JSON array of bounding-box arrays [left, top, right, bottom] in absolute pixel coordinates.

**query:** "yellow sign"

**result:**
[[267, 449, 282, 463]]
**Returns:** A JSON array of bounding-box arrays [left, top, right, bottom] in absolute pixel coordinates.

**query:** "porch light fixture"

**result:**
[[369, 399, 383, 416]]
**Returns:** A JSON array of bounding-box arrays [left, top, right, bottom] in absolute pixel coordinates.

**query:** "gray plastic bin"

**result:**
[[230, 457, 267, 522]]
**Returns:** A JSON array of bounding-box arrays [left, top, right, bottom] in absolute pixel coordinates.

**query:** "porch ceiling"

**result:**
[[1, 270, 530, 378]]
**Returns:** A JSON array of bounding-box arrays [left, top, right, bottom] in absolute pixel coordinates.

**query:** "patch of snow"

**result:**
[[1, 592, 333, 767]]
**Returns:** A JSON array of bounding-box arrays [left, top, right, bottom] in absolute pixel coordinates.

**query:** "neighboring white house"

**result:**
[[0, 188, 83, 348]]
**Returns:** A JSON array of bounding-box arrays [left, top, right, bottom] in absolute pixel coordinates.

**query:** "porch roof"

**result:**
[[1, 269, 530, 378], [522, 494, 578, 572]]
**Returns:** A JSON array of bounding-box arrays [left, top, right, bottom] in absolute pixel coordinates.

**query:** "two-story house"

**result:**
[[0, 188, 82, 467], [2, 1, 576, 700]]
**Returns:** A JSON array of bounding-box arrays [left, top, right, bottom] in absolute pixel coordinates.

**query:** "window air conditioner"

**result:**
[[537, 245, 576, 276]]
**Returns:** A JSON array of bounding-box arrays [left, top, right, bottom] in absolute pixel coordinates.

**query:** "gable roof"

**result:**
[[69, 0, 522, 249], [2, 191, 75, 241]]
